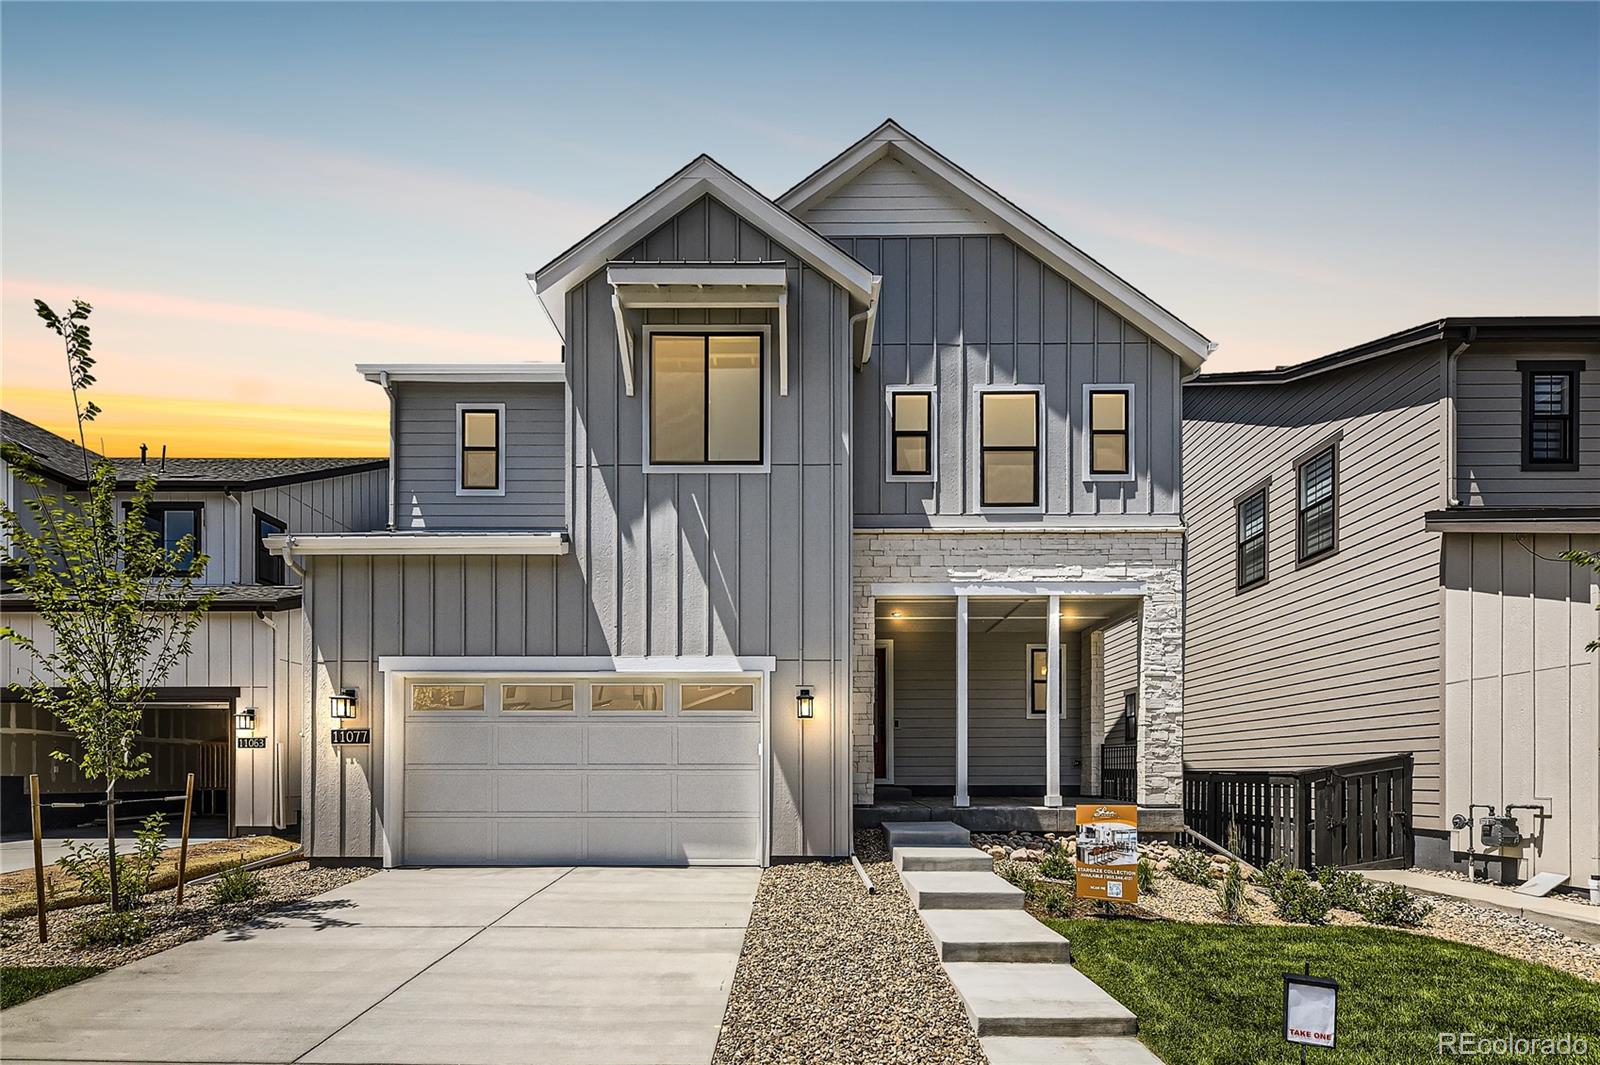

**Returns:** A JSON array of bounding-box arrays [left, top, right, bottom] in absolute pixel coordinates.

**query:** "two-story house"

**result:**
[[265, 121, 1208, 866], [1, 411, 386, 834], [1183, 318, 1599, 891]]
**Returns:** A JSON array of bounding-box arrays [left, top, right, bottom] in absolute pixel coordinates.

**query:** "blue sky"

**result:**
[[3, 2, 1596, 454]]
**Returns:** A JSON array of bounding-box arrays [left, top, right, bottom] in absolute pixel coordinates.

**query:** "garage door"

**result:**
[[400, 675, 763, 865]]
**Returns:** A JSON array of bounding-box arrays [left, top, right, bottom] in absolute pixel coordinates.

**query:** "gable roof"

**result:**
[[779, 119, 1215, 371], [531, 154, 879, 341], [1, 410, 385, 490]]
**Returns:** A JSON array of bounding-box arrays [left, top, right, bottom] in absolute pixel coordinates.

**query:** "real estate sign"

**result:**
[[1074, 803, 1140, 902]]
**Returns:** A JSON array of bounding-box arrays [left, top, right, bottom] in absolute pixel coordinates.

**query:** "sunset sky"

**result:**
[[3, 2, 1597, 457]]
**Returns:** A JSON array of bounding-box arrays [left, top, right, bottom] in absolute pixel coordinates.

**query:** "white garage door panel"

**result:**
[[402, 675, 763, 866]]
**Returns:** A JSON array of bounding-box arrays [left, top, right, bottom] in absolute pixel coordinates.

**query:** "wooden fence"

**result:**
[[1183, 754, 1413, 870]]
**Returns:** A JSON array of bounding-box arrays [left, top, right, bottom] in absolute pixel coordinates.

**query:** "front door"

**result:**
[[874, 646, 888, 779]]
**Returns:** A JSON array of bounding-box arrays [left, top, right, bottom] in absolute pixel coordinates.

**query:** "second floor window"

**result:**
[[255, 511, 286, 585], [1521, 363, 1580, 469], [129, 503, 202, 574], [1236, 487, 1267, 590], [1088, 388, 1131, 476], [649, 333, 763, 467], [1297, 445, 1337, 563], [457, 406, 503, 493], [888, 389, 934, 478], [978, 390, 1040, 508]]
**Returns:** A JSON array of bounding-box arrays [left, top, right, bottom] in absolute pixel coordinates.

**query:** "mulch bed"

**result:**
[[711, 829, 985, 1065]]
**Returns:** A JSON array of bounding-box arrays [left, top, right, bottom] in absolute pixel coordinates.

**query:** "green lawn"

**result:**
[[1043, 918, 1600, 1065], [1, 965, 106, 1009]]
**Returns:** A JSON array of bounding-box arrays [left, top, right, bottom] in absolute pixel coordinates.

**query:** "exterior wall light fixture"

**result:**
[[329, 688, 359, 720], [795, 686, 815, 720], [235, 706, 257, 733]]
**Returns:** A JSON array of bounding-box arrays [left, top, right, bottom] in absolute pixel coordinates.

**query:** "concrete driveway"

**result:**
[[3, 865, 760, 1065]]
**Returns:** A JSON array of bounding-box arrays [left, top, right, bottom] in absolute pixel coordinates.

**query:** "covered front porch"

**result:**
[[858, 585, 1153, 814]]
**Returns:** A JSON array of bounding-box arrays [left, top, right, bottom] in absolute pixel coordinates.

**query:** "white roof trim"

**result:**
[[532, 155, 877, 343], [780, 121, 1214, 371], [377, 655, 777, 674], [264, 532, 568, 557], [357, 363, 565, 385]]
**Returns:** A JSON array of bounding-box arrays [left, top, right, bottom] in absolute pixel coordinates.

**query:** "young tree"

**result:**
[[1562, 546, 1600, 652], [0, 300, 215, 912]]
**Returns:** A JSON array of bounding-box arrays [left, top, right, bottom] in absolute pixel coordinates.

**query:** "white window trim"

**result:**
[[641, 325, 773, 475], [455, 403, 507, 497], [1082, 383, 1136, 483], [971, 384, 1045, 514], [1024, 643, 1066, 719], [884, 386, 938, 483]]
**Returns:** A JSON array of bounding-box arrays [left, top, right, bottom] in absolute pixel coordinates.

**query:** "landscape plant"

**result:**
[[1357, 881, 1433, 928], [1267, 868, 1330, 924], [55, 812, 168, 912], [212, 862, 264, 905], [1168, 846, 1214, 886], [1215, 861, 1245, 920], [1136, 856, 1157, 894], [1038, 847, 1075, 884], [0, 300, 214, 913], [1316, 865, 1367, 911]]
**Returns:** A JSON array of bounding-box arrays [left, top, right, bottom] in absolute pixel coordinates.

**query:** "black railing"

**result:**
[[1102, 743, 1138, 802], [1183, 754, 1413, 870]]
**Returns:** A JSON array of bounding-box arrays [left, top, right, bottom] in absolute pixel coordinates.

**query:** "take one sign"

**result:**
[[1074, 804, 1140, 902], [1284, 971, 1339, 1049]]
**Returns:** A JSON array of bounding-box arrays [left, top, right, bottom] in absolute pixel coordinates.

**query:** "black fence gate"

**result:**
[[1101, 742, 1138, 802]]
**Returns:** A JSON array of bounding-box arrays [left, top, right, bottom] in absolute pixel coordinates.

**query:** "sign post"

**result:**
[[1074, 803, 1140, 903], [1284, 963, 1338, 1061]]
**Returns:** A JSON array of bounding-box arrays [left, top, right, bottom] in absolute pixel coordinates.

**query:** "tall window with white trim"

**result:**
[[979, 390, 1040, 508], [649, 333, 763, 466]]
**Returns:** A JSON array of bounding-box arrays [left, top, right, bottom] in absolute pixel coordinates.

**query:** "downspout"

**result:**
[[380, 371, 397, 531], [256, 609, 282, 829], [274, 535, 307, 580], [849, 277, 884, 368], [1443, 326, 1475, 507]]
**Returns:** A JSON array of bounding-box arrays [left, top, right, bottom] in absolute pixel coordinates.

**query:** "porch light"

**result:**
[[329, 688, 359, 720], [234, 706, 257, 733], [795, 686, 815, 720]]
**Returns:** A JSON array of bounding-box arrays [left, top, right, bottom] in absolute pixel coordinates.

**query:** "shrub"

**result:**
[[1136, 856, 1157, 894], [1316, 865, 1367, 911], [212, 863, 263, 905], [1358, 881, 1433, 927], [1038, 847, 1075, 884], [71, 910, 150, 947], [1257, 857, 1292, 894], [1168, 847, 1213, 886], [55, 813, 168, 909], [1026, 879, 1076, 917], [997, 861, 1038, 891], [1268, 869, 1330, 924], [1216, 861, 1245, 920]]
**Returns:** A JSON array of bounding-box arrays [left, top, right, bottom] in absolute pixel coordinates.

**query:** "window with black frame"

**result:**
[[255, 511, 286, 585], [649, 333, 763, 466], [1088, 389, 1130, 476], [979, 390, 1039, 507], [1297, 446, 1337, 563], [1122, 691, 1138, 742], [1236, 487, 1268, 589], [1521, 363, 1580, 469], [459, 407, 502, 491], [889, 390, 934, 477], [128, 503, 202, 574]]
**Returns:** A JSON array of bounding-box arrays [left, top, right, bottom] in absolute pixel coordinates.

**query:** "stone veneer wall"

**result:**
[[851, 530, 1184, 809]]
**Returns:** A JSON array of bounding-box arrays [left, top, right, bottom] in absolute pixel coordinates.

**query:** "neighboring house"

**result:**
[[1183, 319, 1599, 888], [266, 120, 1207, 867], [0, 411, 386, 833]]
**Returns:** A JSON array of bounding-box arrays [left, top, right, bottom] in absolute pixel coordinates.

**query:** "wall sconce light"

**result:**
[[329, 688, 358, 720], [234, 706, 257, 733], [795, 686, 815, 720]]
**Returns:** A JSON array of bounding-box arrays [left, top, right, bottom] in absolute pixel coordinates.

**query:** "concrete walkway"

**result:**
[[886, 821, 1161, 1065], [3, 865, 760, 1065], [1363, 869, 1600, 944], [1, 822, 229, 874]]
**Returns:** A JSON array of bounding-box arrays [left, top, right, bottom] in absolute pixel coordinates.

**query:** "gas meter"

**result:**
[[1480, 815, 1522, 848]]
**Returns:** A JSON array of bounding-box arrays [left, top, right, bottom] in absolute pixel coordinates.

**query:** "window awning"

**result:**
[[607, 262, 792, 397]]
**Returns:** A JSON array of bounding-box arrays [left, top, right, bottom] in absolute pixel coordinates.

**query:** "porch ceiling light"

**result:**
[[234, 706, 257, 733], [795, 686, 815, 720], [329, 688, 359, 720]]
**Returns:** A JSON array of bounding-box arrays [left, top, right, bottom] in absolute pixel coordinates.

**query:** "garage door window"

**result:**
[[411, 684, 485, 712], [502, 684, 574, 713], [681, 683, 754, 712], [591, 683, 665, 712]]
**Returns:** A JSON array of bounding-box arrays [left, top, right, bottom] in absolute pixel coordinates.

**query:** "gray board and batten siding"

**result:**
[[1182, 341, 1451, 828], [305, 193, 856, 859], [834, 232, 1184, 526]]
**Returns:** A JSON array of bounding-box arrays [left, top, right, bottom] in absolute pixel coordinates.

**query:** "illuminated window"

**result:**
[[888, 389, 935, 478], [458, 406, 503, 493], [591, 683, 665, 712], [681, 683, 754, 712], [411, 684, 486, 712], [502, 684, 574, 713], [979, 391, 1040, 507], [649, 334, 763, 466]]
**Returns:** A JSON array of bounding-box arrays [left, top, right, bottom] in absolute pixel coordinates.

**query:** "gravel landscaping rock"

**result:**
[[712, 830, 985, 1065], [1, 859, 375, 971]]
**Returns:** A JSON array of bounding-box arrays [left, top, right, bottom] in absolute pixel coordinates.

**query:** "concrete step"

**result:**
[[875, 784, 914, 801], [883, 820, 971, 848], [894, 845, 994, 873], [981, 1036, 1162, 1064], [920, 909, 1072, 963], [945, 962, 1138, 1037], [901, 870, 1023, 910]]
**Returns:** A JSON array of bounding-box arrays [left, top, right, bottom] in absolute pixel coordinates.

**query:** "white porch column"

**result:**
[[1044, 594, 1062, 807], [955, 593, 970, 807]]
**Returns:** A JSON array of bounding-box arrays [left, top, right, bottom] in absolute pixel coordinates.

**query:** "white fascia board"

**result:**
[[607, 264, 790, 289], [870, 581, 1147, 598], [779, 123, 1214, 370], [377, 655, 777, 674], [533, 157, 875, 341], [264, 532, 568, 556], [1426, 518, 1600, 534], [357, 363, 566, 385]]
